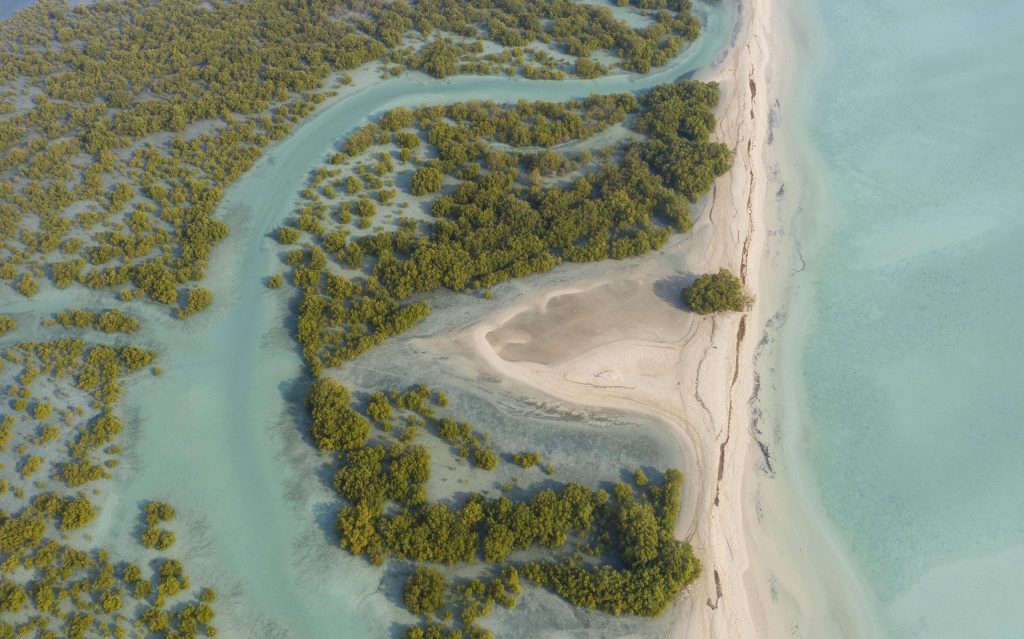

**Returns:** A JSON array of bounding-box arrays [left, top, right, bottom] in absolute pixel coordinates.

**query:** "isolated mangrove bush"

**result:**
[[682, 268, 754, 314]]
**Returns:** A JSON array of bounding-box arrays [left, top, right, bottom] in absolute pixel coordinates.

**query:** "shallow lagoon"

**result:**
[[784, 0, 1024, 637], [69, 1, 742, 636]]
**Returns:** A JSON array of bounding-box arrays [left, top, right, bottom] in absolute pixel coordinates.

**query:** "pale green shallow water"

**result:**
[[784, 1, 1024, 637], [35, 2, 743, 637]]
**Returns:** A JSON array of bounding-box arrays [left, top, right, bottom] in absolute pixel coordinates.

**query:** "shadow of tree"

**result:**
[[652, 273, 696, 311]]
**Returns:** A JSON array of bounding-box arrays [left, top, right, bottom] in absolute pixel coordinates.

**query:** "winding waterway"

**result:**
[[68, 2, 743, 636]]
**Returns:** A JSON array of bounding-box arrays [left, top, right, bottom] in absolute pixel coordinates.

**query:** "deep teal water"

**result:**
[[791, 1, 1024, 637]]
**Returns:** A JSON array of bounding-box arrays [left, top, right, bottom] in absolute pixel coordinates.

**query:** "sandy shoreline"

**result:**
[[450, 0, 807, 636]]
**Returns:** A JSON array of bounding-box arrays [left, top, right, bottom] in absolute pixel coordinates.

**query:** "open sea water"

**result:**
[[785, 0, 1024, 637]]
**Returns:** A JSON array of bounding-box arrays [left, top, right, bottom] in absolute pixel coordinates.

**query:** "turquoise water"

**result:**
[[0, 0, 39, 18], [63, 2, 742, 636], [787, 1, 1024, 637]]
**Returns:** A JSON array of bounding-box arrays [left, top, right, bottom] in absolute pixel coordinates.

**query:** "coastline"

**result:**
[[51, 7, 744, 636], [0, 0, 896, 636], [460, 0, 774, 632], [6, 0, 1015, 634], [449, 0, 839, 636]]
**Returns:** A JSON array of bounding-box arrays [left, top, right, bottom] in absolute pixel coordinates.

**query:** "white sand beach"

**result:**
[[437, 0, 863, 636]]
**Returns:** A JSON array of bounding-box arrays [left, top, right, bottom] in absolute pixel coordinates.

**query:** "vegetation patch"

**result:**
[[309, 381, 699, 638], [0, 1, 727, 635], [278, 83, 729, 373], [51, 308, 141, 333], [0, 339, 218, 638], [0, 0, 705, 312], [266, 78, 730, 638], [682, 268, 754, 314]]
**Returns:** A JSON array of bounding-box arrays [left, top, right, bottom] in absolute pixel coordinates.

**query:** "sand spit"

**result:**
[[440, 0, 826, 636]]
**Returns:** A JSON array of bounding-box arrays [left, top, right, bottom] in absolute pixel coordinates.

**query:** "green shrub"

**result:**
[[95, 309, 140, 333], [59, 495, 97, 531], [0, 581, 28, 612], [52, 259, 85, 288], [179, 287, 214, 319], [16, 273, 38, 298], [146, 501, 176, 525], [513, 452, 541, 469], [278, 227, 300, 244], [403, 566, 446, 616], [411, 166, 444, 196], [33, 402, 52, 420], [155, 530, 176, 550], [473, 448, 498, 471], [21, 455, 43, 478], [574, 57, 608, 79], [356, 197, 377, 218], [56, 309, 95, 328], [681, 269, 754, 314], [395, 132, 421, 149], [634, 469, 649, 487], [306, 378, 370, 452], [381, 106, 415, 131]]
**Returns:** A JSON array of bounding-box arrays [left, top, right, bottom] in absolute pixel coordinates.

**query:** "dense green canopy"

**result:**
[[283, 84, 730, 373], [0, 0, 704, 312]]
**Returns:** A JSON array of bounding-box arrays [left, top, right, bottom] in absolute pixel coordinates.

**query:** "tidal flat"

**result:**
[[0, 1, 754, 637]]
